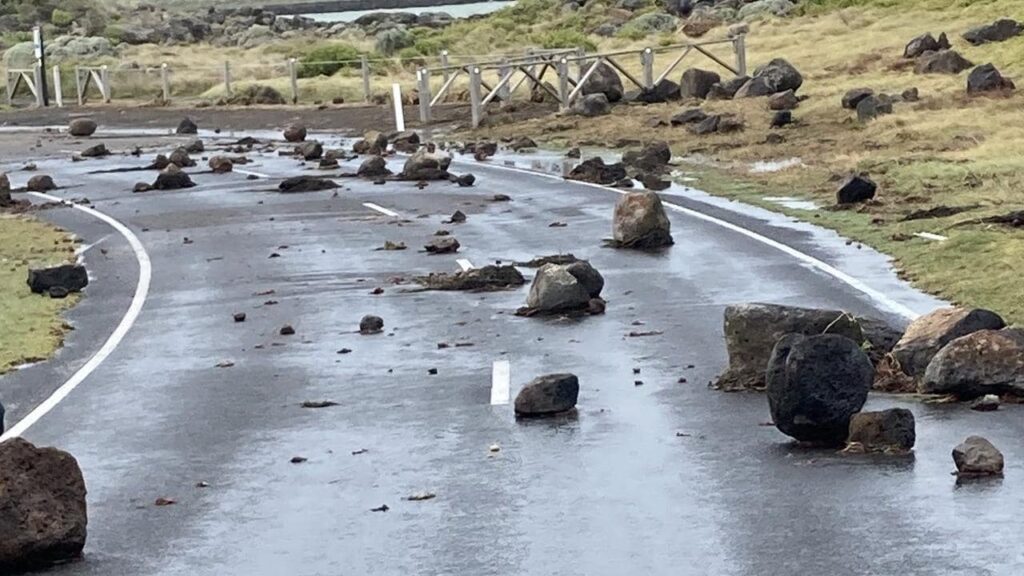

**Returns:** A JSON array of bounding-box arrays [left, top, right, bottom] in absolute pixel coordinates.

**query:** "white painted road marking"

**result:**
[[74, 234, 110, 258], [457, 258, 474, 271], [1, 193, 152, 441], [476, 162, 921, 321], [491, 360, 511, 405], [235, 168, 270, 179], [914, 232, 948, 242], [363, 202, 400, 218]]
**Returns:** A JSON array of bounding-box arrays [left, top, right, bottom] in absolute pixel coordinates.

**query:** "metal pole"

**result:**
[[160, 63, 170, 102], [734, 35, 747, 77], [75, 67, 83, 105], [440, 50, 450, 84], [223, 61, 232, 96], [52, 65, 62, 107], [469, 66, 482, 128], [33, 26, 49, 107], [417, 68, 431, 123], [361, 55, 370, 103], [557, 58, 570, 111], [100, 65, 110, 102], [641, 48, 654, 89], [288, 58, 299, 104]]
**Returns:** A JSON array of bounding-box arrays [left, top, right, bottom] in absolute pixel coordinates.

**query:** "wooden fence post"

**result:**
[[417, 68, 431, 123], [160, 63, 170, 102], [641, 48, 654, 89], [223, 61, 232, 96], [734, 34, 747, 77], [288, 58, 299, 104], [469, 66, 482, 128]]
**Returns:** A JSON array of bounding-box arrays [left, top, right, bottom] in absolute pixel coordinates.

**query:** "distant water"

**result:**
[[304, 1, 514, 22]]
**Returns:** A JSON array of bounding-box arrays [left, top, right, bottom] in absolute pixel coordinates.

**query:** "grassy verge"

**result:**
[[0, 215, 79, 373], [466, 0, 1024, 323]]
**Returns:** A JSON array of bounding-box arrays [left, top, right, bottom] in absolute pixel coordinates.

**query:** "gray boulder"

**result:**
[[357, 155, 392, 178], [622, 141, 671, 172], [572, 93, 611, 117], [565, 260, 604, 298], [967, 64, 1015, 95], [525, 263, 592, 313], [297, 140, 324, 161], [208, 156, 233, 174], [283, 124, 307, 142], [581, 62, 624, 103], [154, 165, 196, 190], [768, 89, 799, 110], [399, 145, 451, 180], [842, 88, 874, 109], [856, 94, 893, 122], [566, 157, 627, 185], [735, 58, 803, 97], [914, 50, 973, 75], [68, 118, 97, 137], [892, 307, 1005, 377], [767, 334, 873, 445], [169, 147, 195, 168], [953, 436, 1004, 477], [904, 32, 950, 58], [176, 117, 198, 135], [353, 131, 388, 154], [716, 303, 865, 391], [847, 409, 916, 453], [921, 329, 1024, 398], [515, 374, 579, 417], [26, 175, 56, 192], [27, 264, 88, 294], [738, 0, 795, 20], [680, 68, 721, 99], [0, 438, 87, 573], [611, 191, 673, 249], [359, 315, 384, 334], [80, 143, 109, 158], [963, 19, 1022, 45], [671, 108, 708, 125], [707, 76, 749, 100]]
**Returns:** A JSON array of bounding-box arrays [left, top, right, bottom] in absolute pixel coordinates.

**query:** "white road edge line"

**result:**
[[235, 168, 270, 179], [457, 258, 474, 272], [1, 193, 152, 441], [472, 162, 920, 321], [491, 360, 511, 406], [363, 202, 400, 218]]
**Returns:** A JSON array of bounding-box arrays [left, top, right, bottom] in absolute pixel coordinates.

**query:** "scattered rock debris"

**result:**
[[301, 400, 339, 409]]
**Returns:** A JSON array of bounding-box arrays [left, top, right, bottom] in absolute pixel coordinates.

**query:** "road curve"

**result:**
[[2, 131, 1020, 576]]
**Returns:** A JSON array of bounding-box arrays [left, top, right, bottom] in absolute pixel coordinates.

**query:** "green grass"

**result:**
[[0, 215, 79, 373]]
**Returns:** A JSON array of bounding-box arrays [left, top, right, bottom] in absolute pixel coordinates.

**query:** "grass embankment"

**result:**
[[469, 0, 1024, 323], [0, 215, 79, 373]]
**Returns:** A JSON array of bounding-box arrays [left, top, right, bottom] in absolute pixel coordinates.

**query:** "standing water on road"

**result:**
[[303, 1, 515, 22]]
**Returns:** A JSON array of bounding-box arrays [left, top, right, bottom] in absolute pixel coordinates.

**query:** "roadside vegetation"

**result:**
[[0, 215, 79, 373]]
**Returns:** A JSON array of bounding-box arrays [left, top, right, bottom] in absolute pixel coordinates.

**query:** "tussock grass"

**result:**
[[0, 215, 79, 373]]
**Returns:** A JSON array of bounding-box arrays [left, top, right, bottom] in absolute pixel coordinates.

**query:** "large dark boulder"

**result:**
[[856, 94, 893, 122], [847, 409, 916, 453], [524, 263, 593, 313], [767, 334, 873, 446], [963, 19, 1022, 45], [80, 143, 109, 158], [842, 88, 875, 110], [967, 64, 1015, 95], [565, 260, 604, 298], [920, 329, 1024, 398], [632, 79, 681, 103], [671, 108, 708, 125], [836, 174, 877, 204], [903, 32, 950, 58], [622, 141, 671, 172], [707, 76, 749, 100], [353, 131, 388, 155], [892, 307, 1005, 378], [953, 436, 1004, 477], [27, 264, 88, 294], [67, 118, 97, 137], [566, 157, 627, 185], [572, 93, 611, 117], [176, 117, 198, 135], [716, 303, 865, 391], [515, 374, 579, 417], [399, 145, 451, 180], [169, 147, 195, 168], [611, 191, 673, 249], [914, 50, 973, 75], [0, 438, 88, 573], [26, 175, 57, 192], [680, 68, 721, 99], [283, 124, 307, 142], [278, 176, 338, 193], [297, 140, 324, 161], [153, 165, 195, 190], [580, 62, 624, 103], [357, 155, 392, 178], [735, 58, 803, 98], [390, 130, 421, 153]]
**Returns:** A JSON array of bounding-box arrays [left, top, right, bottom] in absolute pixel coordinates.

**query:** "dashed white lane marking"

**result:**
[[235, 168, 270, 179], [363, 202, 400, 218], [1, 193, 152, 441], [491, 360, 511, 406], [472, 162, 921, 321], [914, 232, 948, 242], [457, 258, 474, 272]]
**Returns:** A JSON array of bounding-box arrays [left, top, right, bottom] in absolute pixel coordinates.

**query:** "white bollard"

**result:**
[[392, 83, 405, 132]]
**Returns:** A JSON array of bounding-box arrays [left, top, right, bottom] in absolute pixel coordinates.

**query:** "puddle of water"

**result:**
[[763, 196, 819, 211], [749, 158, 803, 173]]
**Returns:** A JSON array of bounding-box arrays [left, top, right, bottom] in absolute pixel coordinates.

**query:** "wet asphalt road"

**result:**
[[2, 129, 1022, 576]]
